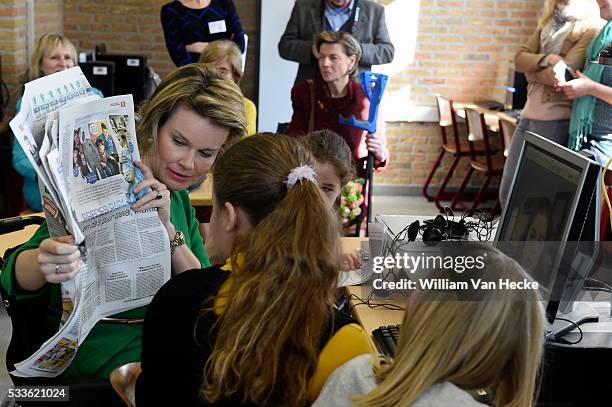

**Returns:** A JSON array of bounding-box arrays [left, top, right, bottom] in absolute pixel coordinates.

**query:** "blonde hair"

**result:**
[[201, 134, 342, 406], [136, 63, 246, 155], [314, 31, 362, 77], [537, 0, 599, 30], [198, 40, 243, 84], [29, 33, 78, 80], [355, 244, 546, 407]]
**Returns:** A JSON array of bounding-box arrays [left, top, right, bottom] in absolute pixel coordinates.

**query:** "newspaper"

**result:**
[[9, 67, 170, 377]]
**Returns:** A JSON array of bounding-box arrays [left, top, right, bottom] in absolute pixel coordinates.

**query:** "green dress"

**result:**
[[0, 189, 209, 379]]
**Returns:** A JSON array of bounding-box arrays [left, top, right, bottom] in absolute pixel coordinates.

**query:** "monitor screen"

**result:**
[[495, 132, 601, 326], [496, 140, 582, 243]]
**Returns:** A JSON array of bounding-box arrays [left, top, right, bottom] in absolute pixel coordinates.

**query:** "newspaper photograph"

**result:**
[[8, 67, 171, 378], [59, 95, 149, 222]]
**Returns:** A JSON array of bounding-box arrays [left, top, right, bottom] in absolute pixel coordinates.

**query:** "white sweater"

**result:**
[[312, 354, 488, 407]]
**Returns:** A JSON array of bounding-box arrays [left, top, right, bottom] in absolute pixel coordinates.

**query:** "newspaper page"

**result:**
[[10, 67, 102, 243], [59, 95, 148, 222], [8, 68, 171, 378], [11, 206, 170, 378]]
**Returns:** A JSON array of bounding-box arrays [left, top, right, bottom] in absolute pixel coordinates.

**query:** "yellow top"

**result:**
[[244, 97, 257, 136]]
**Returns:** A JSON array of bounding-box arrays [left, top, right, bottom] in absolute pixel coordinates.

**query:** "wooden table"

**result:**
[[188, 177, 213, 207], [0, 223, 40, 258], [496, 111, 519, 126], [346, 285, 404, 339], [340, 237, 404, 340], [453, 102, 500, 133]]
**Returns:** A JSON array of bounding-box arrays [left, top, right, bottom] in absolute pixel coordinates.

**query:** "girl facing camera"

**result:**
[[136, 134, 372, 406]]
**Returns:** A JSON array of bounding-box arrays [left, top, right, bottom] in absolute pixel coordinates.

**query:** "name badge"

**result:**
[[208, 20, 227, 34]]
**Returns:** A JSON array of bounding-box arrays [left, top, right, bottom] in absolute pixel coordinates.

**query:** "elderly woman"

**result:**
[[12, 34, 103, 211], [199, 39, 256, 135], [499, 0, 604, 206], [1, 64, 246, 386], [286, 31, 389, 180]]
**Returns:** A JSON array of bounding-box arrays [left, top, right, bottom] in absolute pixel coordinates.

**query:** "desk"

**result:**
[[346, 285, 404, 337], [188, 177, 213, 207], [453, 103, 500, 133], [496, 111, 519, 126], [346, 251, 612, 406], [0, 224, 39, 258]]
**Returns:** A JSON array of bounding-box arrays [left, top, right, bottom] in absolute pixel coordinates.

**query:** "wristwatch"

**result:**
[[170, 230, 185, 255]]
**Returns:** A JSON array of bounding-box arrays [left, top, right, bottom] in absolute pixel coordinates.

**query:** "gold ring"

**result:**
[[55, 264, 60, 274]]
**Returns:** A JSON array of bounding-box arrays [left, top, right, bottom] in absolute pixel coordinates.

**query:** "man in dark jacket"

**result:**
[[278, 0, 394, 84]]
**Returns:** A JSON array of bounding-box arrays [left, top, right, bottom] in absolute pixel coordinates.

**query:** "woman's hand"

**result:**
[[365, 133, 387, 162], [555, 71, 595, 100], [544, 54, 563, 68], [132, 161, 173, 238], [37, 235, 81, 284]]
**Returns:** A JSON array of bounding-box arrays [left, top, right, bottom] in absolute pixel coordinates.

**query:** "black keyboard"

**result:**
[[372, 324, 401, 357]]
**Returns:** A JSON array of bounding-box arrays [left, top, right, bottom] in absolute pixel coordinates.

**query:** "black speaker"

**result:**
[[80, 61, 115, 98], [96, 54, 147, 104]]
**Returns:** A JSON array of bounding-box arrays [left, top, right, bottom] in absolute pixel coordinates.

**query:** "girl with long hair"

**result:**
[[314, 245, 546, 407], [136, 134, 372, 406]]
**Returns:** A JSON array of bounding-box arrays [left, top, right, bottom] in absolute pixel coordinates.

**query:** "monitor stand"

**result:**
[[548, 302, 599, 339]]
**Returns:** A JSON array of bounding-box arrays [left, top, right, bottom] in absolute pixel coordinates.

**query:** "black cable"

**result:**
[[348, 293, 405, 314], [546, 317, 583, 345]]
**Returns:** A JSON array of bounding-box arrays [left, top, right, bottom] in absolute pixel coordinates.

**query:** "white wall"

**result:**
[[257, 0, 437, 129], [258, 0, 297, 132]]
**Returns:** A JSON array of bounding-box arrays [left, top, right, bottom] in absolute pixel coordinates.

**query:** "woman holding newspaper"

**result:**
[[1, 64, 246, 383]]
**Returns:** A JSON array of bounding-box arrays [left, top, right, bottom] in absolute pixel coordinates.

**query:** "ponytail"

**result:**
[[201, 134, 342, 406]]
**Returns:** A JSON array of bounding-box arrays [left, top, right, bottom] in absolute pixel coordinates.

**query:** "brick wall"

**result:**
[[374, 0, 541, 190], [35, 0, 64, 38], [3, 0, 544, 193], [0, 0, 63, 123], [63, 0, 259, 101], [0, 0, 27, 122]]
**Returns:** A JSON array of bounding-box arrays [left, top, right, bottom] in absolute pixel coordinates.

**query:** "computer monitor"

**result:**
[[96, 54, 147, 104], [80, 61, 115, 97], [495, 131, 601, 335]]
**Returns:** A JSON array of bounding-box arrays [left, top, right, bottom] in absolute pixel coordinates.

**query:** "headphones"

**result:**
[[407, 215, 469, 244]]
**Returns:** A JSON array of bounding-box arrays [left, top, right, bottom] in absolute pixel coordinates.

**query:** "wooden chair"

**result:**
[[110, 362, 141, 407], [423, 95, 488, 211], [451, 107, 505, 212], [498, 114, 518, 158]]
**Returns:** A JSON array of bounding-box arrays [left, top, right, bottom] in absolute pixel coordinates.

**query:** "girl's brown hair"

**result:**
[[303, 129, 355, 185], [201, 134, 342, 406], [136, 63, 246, 155]]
